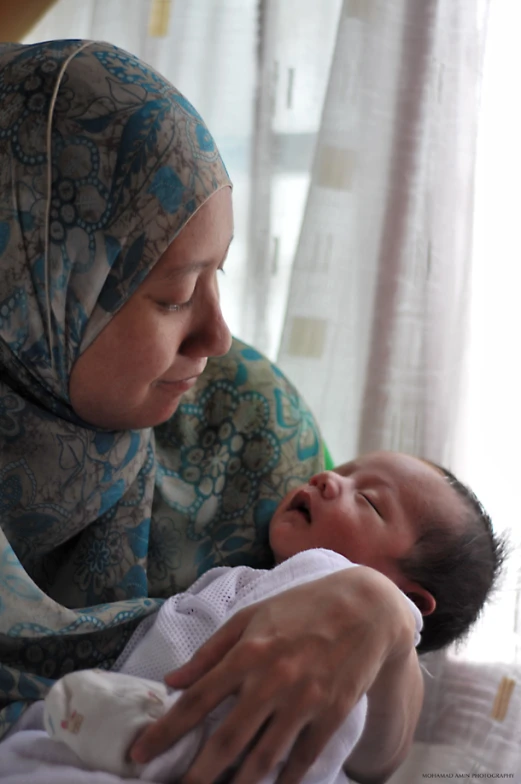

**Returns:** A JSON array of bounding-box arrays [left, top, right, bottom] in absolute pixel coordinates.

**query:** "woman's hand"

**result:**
[[130, 567, 419, 784]]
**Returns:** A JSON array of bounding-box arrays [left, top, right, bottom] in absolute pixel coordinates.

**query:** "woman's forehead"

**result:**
[[144, 189, 234, 282]]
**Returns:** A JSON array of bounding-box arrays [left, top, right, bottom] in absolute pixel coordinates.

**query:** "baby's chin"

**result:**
[[268, 529, 286, 565], [268, 530, 309, 565]]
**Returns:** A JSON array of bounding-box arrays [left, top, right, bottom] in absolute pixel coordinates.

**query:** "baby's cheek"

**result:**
[[268, 521, 291, 562], [321, 526, 351, 561]]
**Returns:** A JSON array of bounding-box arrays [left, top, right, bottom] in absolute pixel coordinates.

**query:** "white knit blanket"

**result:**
[[0, 549, 422, 783]]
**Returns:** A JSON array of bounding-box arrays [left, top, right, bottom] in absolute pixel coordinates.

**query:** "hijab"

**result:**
[[0, 39, 231, 735]]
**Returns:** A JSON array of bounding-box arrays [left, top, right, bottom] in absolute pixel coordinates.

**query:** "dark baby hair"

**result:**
[[398, 465, 507, 655]]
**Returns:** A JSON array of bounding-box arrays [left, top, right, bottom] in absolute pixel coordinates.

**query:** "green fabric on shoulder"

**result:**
[[323, 442, 335, 470]]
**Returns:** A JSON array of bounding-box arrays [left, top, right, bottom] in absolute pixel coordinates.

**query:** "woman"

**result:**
[[0, 40, 423, 784]]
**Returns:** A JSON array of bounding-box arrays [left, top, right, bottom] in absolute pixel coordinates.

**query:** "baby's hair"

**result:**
[[398, 464, 507, 654]]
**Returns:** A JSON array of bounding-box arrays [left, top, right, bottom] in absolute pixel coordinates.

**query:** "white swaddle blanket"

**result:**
[[0, 549, 422, 783]]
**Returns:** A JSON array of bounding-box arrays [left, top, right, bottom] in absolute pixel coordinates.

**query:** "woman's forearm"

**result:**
[[344, 647, 424, 783]]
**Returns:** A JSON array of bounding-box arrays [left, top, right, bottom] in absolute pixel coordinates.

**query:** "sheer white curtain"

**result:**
[[277, 0, 487, 467], [452, 0, 521, 666]]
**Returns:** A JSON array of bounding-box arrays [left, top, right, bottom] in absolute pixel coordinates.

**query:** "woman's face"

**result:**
[[69, 187, 233, 430]]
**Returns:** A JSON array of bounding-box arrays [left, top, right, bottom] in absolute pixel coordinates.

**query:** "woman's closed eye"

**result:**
[[157, 267, 225, 313], [158, 296, 194, 313]]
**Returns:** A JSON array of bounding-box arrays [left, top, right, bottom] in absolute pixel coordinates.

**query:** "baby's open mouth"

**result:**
[[288, 490, 312, 523]]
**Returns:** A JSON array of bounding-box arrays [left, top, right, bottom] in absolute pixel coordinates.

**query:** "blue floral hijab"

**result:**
[[0, 39, 232, 735]]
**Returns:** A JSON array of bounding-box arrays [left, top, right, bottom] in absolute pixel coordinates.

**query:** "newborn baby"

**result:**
[[42, 451, 501, 783]]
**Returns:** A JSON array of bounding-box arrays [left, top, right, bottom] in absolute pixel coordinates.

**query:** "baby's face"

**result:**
[[269, 451, 466, 586]]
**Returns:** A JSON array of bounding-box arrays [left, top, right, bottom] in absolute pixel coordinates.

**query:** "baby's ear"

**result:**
[[405, 583, 436, 617]]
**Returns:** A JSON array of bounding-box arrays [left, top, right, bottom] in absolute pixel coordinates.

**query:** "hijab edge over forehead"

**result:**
[[79, 180, 233, 357]]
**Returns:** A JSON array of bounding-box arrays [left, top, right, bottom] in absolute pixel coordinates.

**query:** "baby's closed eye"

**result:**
[[359, 491, 383, 518]]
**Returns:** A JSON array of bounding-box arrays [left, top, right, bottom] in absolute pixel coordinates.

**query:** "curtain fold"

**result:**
[[358, 0, 438, 457], [242, 0, 277, 353], [236, 0, 342, 357]]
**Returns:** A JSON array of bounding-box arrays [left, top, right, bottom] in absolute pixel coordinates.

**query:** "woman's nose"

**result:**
[[309, 471, 339, 499], [203, 299, 232, 357], [183, 292, 232, 359]]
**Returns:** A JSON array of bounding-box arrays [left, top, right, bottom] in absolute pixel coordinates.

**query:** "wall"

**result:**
[[0, 0, 57, 42]]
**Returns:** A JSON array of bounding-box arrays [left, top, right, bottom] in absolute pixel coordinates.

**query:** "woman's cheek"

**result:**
[[132, 340, 173, 383], [148, 320, 187, 377]]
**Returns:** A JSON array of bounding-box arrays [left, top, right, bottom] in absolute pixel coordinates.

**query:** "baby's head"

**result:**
[[269, 451, 505, 654]]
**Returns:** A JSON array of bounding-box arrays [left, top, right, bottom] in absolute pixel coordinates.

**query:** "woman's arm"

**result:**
[[130, 567, 422, 784]]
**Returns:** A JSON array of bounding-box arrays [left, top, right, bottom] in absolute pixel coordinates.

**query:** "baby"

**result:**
[[37, 451, 504, 783]]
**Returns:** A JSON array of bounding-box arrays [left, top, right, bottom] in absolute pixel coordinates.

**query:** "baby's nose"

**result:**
[[310, 472, 339, 499]]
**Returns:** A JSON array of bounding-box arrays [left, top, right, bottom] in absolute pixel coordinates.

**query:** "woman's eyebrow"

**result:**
[[159, 236, 234, 281], [159, 260, 213, 281]]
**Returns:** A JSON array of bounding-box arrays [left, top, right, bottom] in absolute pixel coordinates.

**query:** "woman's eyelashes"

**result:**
[[157, 268, 225, 312], [158, 296, 194, 313]]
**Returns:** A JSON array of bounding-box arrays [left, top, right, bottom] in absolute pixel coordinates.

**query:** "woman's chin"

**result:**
[[129, 401, 182, 430], [74, 392, 186, 431], [145, 394, 185, 427]]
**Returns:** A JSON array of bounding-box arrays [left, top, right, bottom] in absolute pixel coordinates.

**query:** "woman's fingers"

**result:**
[[181, 679, 322, 784], [131, 620, 272, 764], [275, 708, 346, 784], [165, 610, 247, 690], [229, 706, 309, 784], [130, 658, 241, 763], [178, 694, 275, 784]]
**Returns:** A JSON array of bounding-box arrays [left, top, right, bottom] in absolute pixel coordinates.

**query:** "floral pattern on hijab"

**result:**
[[0, 39, 231, 735]]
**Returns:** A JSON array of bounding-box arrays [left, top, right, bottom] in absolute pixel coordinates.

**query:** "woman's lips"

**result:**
[[156, 375, 200, 393]]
